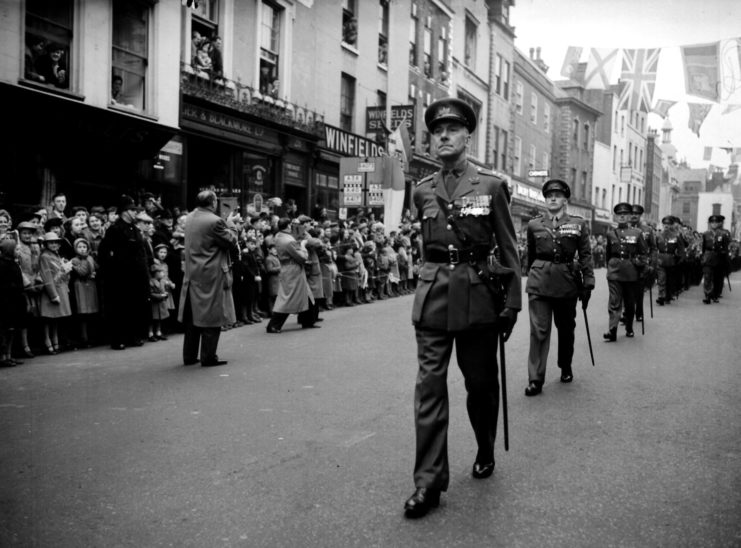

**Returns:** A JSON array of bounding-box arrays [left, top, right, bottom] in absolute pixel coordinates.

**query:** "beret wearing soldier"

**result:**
[[613, 202, 632, 215], [708, 214, 725, 223], [424, 97, 477, 133], [631, 204, 644, 214], [541, 179, 571, 199]]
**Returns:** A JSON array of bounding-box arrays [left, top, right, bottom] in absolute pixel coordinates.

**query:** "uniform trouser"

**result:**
[[182, 294, 221, 364], [703, 265, 726, 298], [608, 280, 637, 330], [527, 295, 577, 384], [657, 266, 676, 299], [413, 326, 499, 492]]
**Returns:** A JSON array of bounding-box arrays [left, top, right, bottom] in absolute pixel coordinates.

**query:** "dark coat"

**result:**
[[411, 162, 521, 331], [0, 256, 26, 329], [701, 228, 731, 267], [605, 226, 648, 281], [656, 228, 686, 268], [525, 213, 594, 299]]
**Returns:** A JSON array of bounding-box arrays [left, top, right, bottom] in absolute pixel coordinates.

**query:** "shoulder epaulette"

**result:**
[[569, 214, 584, 219], [476, 167, 497, 177], [416, 173, 436, 186]]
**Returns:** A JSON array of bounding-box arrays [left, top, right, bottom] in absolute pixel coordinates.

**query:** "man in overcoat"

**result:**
[[98, 195, 151, 350], [404, 97, 521, 518], [178, 190, 238, 367], [524, 179, 594, 397], [265, 217, 315, 333]]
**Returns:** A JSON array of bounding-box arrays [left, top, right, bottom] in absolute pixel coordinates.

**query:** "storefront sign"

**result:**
[[323, 125, 384, 157], [515, 183, 546, 204], [366, 107, 386, 133], [390, 105, 414, 130], [364, 105, 415, 134], [181, 103, 280, 150], [284, 161, 305, 186]]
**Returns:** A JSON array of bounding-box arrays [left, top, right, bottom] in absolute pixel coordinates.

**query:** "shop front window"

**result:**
[[24, 0, 73, 90], [316, 172, 340, 215], [112, 0, 149, 111]]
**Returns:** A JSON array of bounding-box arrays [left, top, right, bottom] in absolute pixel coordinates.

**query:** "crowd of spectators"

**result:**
[[0, 195, 423, 367]]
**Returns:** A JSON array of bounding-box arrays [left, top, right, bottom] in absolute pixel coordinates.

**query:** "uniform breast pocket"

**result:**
[[421, 205, 441, 240]]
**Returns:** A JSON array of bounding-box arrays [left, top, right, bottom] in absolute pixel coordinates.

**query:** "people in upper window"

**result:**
[[36, 43, 68, 89]]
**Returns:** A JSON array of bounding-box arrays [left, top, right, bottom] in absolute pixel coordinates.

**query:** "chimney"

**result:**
[[529, 48, 534, 60], [536, 47, 541, 60]]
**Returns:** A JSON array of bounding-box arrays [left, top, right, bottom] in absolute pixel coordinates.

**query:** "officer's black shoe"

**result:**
[[703, 298, 711, 304], [625, 328, 635, 338], [619, 316, 626, 324], [404, 487, 440, 518], [712, 298, 719, 303], [635, 315, 643, 322], [560, 369, 574, 383], [656, 298, 665, 306], [472, 461, 495, 479], [603, 329, 617, 342], [525, 382, 542, 396]]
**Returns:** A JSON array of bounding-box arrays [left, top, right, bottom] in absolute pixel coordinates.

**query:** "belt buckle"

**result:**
[[447, 245, 460, 265]]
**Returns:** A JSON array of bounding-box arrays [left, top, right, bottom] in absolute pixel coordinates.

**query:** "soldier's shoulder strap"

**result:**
[[415, 173, 436, 187]]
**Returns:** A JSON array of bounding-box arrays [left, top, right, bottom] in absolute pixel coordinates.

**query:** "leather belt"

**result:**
[[425, 245, 489, 265], [535, 255, 574, 264]]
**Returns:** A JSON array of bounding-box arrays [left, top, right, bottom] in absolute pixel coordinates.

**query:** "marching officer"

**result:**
[[603, 203, 648, 341], [629, 204, 657, 322], [404, 97, 521, 518], [523, 179, 594, 397], [701, 214, 731, 303], [655, 216, 686, 305]]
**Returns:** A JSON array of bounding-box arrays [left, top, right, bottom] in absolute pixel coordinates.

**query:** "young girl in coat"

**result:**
[[70, 238, 99, 347], [148, 264, 169, 341], [153, 244, 176, 314], [38, 232, 72, 354]]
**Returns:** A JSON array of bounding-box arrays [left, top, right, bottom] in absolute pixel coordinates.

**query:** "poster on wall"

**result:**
[[342, 173, 363, 206]]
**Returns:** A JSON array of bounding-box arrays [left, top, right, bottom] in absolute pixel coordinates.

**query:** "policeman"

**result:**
[[701, 214, 731, 303], [628, 204, 657, 322], [404, 97, 521, 518], [523, 179, 594, 396], [655, 216, 686, 305], [603, 203, 648, 341]]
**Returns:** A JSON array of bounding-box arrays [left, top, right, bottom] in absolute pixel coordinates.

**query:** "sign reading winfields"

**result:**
[[324, 125, 384, 157], [365, 105, 415, 134]]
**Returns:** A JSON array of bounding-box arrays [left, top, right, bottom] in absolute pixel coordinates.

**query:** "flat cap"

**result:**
[[424, 97, 477, 133]]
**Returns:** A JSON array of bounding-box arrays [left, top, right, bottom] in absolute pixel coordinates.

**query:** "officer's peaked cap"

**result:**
[[661, 215, 674, 224], [425, 97, 477, 133], [709, 214, 725, 223], [613, 202, 632, 215], [631, 204, 644, 214], [542, 179, 571, 199]]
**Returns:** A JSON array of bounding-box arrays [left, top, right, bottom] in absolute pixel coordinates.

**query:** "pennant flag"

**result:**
[[584, 48, 618, 89], [651, 99, 677, 118], [687, 103, 712, 136], [703, 147, 713, 161], [618, 48, 660, 112], [681, 42, 721, 102], [560, 46, 583, 79], [386, 116, 412, 173], [722, 104, 741, 115]]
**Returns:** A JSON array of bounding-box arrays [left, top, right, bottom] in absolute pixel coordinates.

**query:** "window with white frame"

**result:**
[[423, 18, 432, 77], [464, 14, 476, 67], [409, 11, 418, 66], [572, 118, 579, 145], [378, 0, 388, 65], [530, 92, 538, 124], [24, 0, 74, 90], [500, 130, 507, 171], [458, 93, 481, 157], [190, 0, 219, 78], [111, 0, 149, 110], [513, 136, 522, 177], [528, 144, 536, 171], [342, 0, 357, 47], [542, 151, 550, 174], [494, 54, 502, 95], [543, 103, 550, 133], [437, 25, 449, 83], [583, 123, 590, 151], [260, 2, 281, 97], [340, 72, 355, 131], [515, 81, 523, 115], [502, 60, 510, 99]]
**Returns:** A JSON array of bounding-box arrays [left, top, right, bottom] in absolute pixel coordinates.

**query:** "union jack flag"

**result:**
[[618, 48, 660, 112]]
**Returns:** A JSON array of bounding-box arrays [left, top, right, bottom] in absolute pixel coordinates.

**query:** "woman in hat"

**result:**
[[38, 232, 73, 354]]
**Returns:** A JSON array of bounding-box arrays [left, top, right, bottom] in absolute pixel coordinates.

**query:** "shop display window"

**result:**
[[24, 0, 73, 90]]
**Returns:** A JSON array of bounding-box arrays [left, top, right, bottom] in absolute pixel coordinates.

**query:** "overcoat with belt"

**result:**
[[177, 207, 237, 328], [412, 162, 521, 331], [272, 229, 312, 314]]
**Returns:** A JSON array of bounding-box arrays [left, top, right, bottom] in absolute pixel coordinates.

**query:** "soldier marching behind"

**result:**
[[655, 216, 686, 306], [701, 214, 731, 304]]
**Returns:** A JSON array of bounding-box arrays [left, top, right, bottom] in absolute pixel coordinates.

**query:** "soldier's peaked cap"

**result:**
[[542, 179, 571, 199], [631, 204, 644, 214], [424, 97, 477, 133], [709, 214, 725, 223], [613, 202, 632, 214]]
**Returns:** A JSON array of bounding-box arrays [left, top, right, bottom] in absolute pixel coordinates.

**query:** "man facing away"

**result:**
[[404, 97, 521, 518]]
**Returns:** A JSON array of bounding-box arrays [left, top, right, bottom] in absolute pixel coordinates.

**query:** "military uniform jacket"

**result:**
[[605, 226, 648, 281], [411, 161, 521, 331], [525, 213, 594, 299], [635, 222, 658, 268], [656, 229, 686, 268], [701, 228, 731, 267]]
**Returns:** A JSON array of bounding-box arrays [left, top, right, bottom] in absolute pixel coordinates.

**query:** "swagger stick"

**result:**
[[499, 333, 509, 452], [582, 306, 595, 366]]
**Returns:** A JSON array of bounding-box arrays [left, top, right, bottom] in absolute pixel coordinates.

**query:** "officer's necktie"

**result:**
[[443, 170, 457, 197]]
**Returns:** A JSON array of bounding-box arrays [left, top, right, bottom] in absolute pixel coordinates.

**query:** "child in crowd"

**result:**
[[70, 238, 98, 347], [148, 264, 169, 341], [239, 237, 262, 323], [38, 232, 72, 354], [0, 239, 26, 367], [153, 244, 176, 315]]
